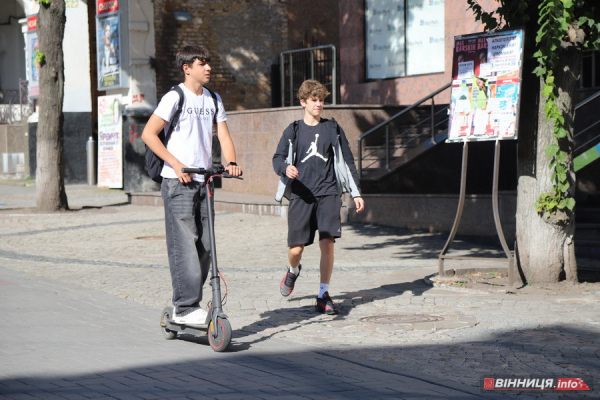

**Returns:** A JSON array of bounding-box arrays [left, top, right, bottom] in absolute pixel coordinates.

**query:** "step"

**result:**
[[576, 207, 600, 223]]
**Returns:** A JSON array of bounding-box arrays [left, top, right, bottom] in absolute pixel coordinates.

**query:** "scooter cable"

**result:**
[[218, 268, 228, 306]]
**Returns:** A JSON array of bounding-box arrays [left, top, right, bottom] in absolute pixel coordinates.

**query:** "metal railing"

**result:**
[[0, 79, 35, 124], [280, 45, 336, 107], [574, 90, 600, 154], [357, 83, 451, 178]]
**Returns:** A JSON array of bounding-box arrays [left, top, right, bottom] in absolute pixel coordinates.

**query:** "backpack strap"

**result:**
[[164, 85, 185, 144], [204, 87, 219, 125], [330, 117, 341, 137], [292, 120, 299, 141]]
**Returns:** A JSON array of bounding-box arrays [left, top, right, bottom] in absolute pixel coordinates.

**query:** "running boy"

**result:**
[[272, 79, 365, 315], [142, 45, 242, 324]]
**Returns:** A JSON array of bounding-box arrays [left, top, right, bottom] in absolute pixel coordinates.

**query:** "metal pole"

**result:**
[[385, 125, 390, 170], [289, 54, 294, 106], [358, 139, 363, 178], [280, 53, 285, 107], [438, 141, 469, 276], [332, 46, 337, 104], [86, 136, 96, 186], [431, 98, 436, 143], [310, 52, 314, 80], [491, 140, 514, 285]]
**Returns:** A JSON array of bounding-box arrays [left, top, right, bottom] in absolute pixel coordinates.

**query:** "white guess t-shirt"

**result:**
[[153, 83, 227, 182]]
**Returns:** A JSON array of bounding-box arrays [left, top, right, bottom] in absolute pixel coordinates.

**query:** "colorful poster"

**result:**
[[97, 95, 123, 188], [27, 31, 40, 98], [447, 29, 524, 142], [96, 14, 121, 90]]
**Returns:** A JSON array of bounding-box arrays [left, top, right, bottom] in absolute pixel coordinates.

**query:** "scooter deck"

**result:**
[[162, 320, 209, 333]]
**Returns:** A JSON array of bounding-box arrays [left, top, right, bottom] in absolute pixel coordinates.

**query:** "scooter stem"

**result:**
[[205, 177, 226, 334]]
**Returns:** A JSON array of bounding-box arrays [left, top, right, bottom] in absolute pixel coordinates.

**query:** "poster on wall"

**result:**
[[405, 0, 445, 75], [365, 0, 406, 79], [26, 15, 39, 98], [96, 14, 121, 90], [97, 95, 123, 188], [365, 0, 445, 80], [447, 29, 524, 142], [28, 34, 40, 98]]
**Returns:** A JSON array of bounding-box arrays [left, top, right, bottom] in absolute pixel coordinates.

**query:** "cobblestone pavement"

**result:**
[[0, 183, 599, 398]]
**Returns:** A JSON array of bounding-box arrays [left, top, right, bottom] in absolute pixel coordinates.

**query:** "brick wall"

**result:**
[[222, 105, 405, 196], [286, 1, 340, 50], [339, 0, 496, 105], [153, 0, 288, 110]]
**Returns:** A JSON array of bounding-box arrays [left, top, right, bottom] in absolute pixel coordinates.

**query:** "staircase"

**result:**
[[574, 91, 600, 259], [358, 84, 451, 181], [357, 85, 600, 261]]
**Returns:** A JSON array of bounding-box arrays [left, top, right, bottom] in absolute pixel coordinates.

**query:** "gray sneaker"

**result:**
[[280, 264, 301, 297]]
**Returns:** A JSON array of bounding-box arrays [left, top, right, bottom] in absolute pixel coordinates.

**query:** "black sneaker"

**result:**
[[316, 291, 339, 315], [280, 264, 301, 297]]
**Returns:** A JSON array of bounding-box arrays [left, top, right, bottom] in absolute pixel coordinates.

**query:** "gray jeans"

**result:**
[[161, 178, 213, 316]]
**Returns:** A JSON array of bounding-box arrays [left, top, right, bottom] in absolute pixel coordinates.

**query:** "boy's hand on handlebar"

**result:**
[[175, 161, 193, 183], [225, 163, 242, 177]]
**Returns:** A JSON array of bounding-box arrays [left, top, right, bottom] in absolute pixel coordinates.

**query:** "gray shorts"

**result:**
[[287, 195, 342, 247]]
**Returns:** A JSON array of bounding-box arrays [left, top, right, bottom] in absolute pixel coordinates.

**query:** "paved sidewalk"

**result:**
[[0, 182, 598, 399]]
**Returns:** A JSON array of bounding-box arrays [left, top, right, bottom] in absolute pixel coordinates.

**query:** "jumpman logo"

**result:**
[[301, 133, 328, 163]]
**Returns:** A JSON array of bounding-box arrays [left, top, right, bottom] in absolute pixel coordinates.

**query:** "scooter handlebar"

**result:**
[[181, 165, 243, 179]]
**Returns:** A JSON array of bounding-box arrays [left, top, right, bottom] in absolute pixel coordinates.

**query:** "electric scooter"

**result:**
[[159, 165, 242, 352]]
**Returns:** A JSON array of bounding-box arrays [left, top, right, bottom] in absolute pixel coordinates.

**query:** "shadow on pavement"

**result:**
[[232, 278, 432, 345], [1, 325, 597, 399], [344, 223, 508, 260]]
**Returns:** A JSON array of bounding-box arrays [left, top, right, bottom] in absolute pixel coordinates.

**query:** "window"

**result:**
[[365, 0, 445, 80], [580, 50, 600, 89]]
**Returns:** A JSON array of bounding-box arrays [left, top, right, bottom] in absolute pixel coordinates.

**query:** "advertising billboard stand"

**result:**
[[439, 29, 525, 286], [438, 140, 516, 285]]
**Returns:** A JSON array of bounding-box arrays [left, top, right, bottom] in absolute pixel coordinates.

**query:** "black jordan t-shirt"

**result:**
[[291, 120, 338, 199]]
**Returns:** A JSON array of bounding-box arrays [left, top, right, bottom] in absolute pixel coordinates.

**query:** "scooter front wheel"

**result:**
[[160, 307, 178, 340], [208, 317, 232, 352]]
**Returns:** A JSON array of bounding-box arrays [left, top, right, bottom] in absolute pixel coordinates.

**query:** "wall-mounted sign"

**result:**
[[97, 0, 119, 16], [27, 31, 40, 98], [96, 14, 121, 90], [365, 0, 445, 80], [26, 17, 40, 99], [27, 15, 37, 31], [447, 29, 524, 142], [97, 95, 123, 188]]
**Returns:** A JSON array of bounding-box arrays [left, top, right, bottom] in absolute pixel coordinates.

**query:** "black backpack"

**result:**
[[144, 85, 219, 183]]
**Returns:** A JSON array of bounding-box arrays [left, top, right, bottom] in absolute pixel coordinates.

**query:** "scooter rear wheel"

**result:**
[[160, 307, 178, 340], [208, 318, 232, 352]]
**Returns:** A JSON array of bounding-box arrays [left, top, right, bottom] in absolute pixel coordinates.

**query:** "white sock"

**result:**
[[290, 266, 300, 275], [318, 283, 329, 298]]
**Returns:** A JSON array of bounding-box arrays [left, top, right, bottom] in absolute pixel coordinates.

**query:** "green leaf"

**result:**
[[545, 144, 560, 157], [543, 84, 554, 97], [565, 197, 576, 210], [533, 66, 547, 76]]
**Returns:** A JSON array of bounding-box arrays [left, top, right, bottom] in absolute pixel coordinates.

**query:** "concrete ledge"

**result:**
[[127, 189, 290, 217], [345, 192, 517, 243]]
